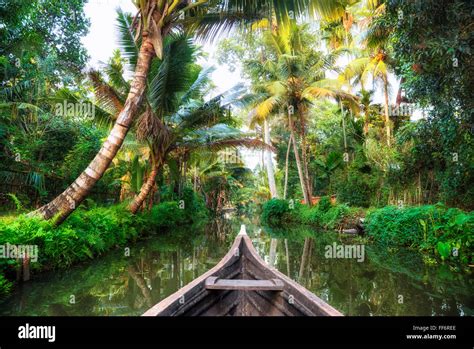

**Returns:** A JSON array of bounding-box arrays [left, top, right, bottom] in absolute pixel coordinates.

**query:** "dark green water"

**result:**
[[0, 216, 472, 316]]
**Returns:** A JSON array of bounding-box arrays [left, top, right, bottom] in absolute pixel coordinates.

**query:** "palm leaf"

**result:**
[[88, 70, 124, 119], [116, 9, 140, 70], [147, 34, 197, 115]]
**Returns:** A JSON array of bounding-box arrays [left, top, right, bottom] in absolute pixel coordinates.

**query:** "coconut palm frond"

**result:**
[[180, 66, 215, 104], [148, 34, 197, 114], [185, 137, 274, 154], [175, 97, 228, 132], [116, 9, 140, 70], [104, 50, 130, 98], [88, 70, 124, 118]]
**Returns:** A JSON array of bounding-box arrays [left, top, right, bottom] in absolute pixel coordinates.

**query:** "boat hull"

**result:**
[[143, 229, 342, 316]]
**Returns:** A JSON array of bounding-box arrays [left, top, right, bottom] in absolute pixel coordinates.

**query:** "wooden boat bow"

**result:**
[[143, 225, 343, 316]]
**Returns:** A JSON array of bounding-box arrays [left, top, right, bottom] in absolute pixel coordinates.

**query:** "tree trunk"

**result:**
[[32, 37, 155, 224], [283, 135, 292, 200], [263, 119, 280, 266], [340, 100, 348, 150], [364, 114, 369, 135], [298, 237, 312, 282], [289, 117, 311, 206], [129, 157, 162, 214], [264, 119, 279, 199], [383, 79, 391, 147], [301, 131, 312, 201], [268, 238, 278, 266]]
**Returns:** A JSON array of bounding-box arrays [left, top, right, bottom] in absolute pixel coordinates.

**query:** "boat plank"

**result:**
[[205, 277, 284, 291]]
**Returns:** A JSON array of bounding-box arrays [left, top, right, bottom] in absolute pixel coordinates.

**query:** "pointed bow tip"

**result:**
[[238, 224, 247, 235]]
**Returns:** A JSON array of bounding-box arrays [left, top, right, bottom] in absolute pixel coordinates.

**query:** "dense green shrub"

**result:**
[[321, 204, 350, 230], [261, 199, 291, 226], [262, 197, 350, 230], [159, 186, 208, 224], [365, 204, 474, 264], [318, 196, 332, 213], [297, 203, 322, 225], [149, 202, 186, 229], [335, 173, 375, 208], [180, 187, 209, 225]]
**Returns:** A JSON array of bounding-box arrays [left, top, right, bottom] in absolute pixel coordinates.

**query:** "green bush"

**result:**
[[365, 204, 474, 264], [262, 198, 351, 231], [336, 174, 374, 208], [318, 196, 332, 213], [150, 202, 186, 229], [297, 203, 322, 225], [261, 199, 291, 226], [322, 204, 350, 229], [158, 186, 208, 225]]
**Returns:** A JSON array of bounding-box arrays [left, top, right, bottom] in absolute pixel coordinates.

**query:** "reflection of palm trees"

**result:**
[[298, 238, 313, 283], [172, 251, 179, 291], [268, 239, 278, 266], [127, 264, 153, 308]]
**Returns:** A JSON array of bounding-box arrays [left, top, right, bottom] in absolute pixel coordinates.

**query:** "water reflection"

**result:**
[[0, 217, 472, 316]]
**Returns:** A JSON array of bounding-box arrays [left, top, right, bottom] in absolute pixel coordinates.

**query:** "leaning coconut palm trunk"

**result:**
[[33, 38, 155, 223], [129, 155, 163, 214]]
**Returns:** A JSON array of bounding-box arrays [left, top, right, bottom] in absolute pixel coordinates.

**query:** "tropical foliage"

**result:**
[[0, 0, 472, 301]]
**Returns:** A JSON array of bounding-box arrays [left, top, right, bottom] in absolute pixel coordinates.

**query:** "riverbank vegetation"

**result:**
[[0, 1, 472, 303], [0, 189, 208, 298], [262, 198, 473, 265]]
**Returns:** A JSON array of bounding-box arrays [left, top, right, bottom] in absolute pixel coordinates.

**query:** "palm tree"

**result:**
[[358, 88, 379, 136], [313, 151, 343, 194], [86, 33, 268, 213], [247, 23, 358, 205], [339, 1, 394, 146], [31, 0, 339, 223], [341, 50, 393, 146], [31, 6, 155, 222], [129, 35, 269, 212]]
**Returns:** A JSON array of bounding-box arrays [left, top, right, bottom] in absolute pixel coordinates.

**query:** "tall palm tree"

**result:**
[[341, 50, 394, 146], [248, 24, 358, 204], [31, 0, 338, 224], [339, 0, 394, 146]]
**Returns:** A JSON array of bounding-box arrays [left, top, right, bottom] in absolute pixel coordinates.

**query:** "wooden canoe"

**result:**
[[143, 225, 343, 316]]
